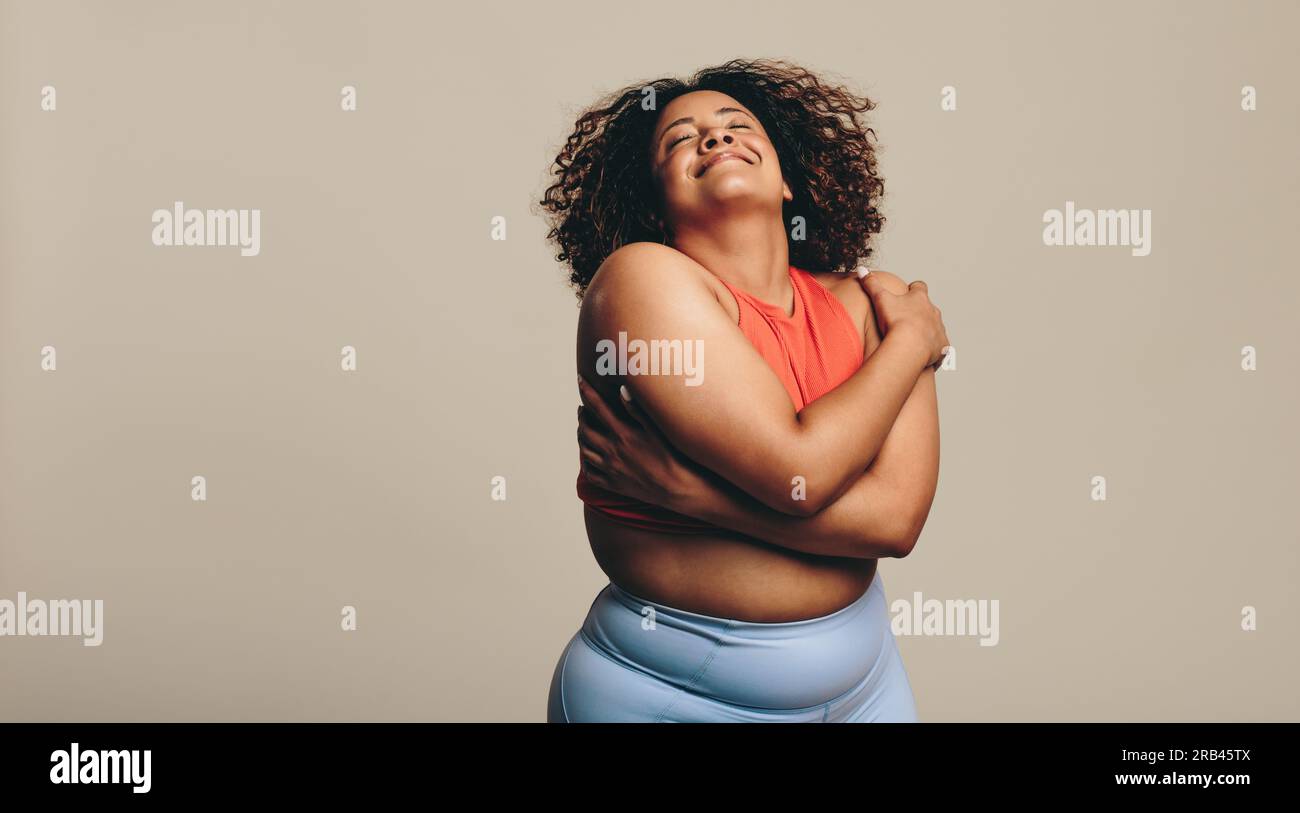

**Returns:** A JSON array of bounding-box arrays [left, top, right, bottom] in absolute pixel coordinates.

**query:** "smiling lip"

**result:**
[[697, 151, 752, 177]]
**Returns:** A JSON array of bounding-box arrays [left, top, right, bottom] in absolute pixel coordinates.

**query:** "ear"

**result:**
[[782, 181, 793, 202]]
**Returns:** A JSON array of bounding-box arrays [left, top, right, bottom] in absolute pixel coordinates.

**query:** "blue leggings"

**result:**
[[547, 570, 918, 722]]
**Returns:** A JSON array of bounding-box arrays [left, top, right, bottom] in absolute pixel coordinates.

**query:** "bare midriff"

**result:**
[[585, 506, 877, 623]]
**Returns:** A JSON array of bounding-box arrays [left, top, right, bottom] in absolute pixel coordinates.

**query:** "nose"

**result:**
[[701, 126, 736, 151]]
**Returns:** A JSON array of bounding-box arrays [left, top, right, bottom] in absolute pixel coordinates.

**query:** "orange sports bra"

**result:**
[[576, 264, 865, 534]]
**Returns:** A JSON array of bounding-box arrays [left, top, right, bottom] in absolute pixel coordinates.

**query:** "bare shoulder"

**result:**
[[864, 268, 909, 294], [582, 242, 728, 324], [579, 240, 733, 330], [586, 243, 710, 299]]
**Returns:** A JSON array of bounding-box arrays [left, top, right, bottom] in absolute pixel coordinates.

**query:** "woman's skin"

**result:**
[[579, 268, 940, 557], [574, 89, 946, 622]]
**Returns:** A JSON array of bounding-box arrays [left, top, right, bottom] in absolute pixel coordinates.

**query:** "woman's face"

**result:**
[[648, 90, 792, 232]]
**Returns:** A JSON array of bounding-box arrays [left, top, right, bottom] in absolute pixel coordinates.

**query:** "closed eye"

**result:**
[[668, 122, 750, 149]]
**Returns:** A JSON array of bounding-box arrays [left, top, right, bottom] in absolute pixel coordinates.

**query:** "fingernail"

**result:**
[[619, 385, 631, 402], [855, 266, 871, 279]]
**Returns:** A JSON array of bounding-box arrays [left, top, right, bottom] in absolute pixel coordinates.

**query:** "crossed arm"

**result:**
[[577, 246, 941, 561], [577, 243, 934, 518], [654, 368, 936, 559]]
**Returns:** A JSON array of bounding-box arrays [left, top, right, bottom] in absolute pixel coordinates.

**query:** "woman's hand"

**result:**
[[857, 267, 950, 369], [577, 375, 708, 511]]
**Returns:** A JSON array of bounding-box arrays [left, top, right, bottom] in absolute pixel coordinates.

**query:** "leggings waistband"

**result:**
[[580, 572, 892, 710]]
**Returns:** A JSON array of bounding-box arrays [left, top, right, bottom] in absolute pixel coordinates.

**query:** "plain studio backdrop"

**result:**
[[1, 0, 1296, 722]]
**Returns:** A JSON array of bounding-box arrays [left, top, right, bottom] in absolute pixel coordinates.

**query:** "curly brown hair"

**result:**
[[536, 57, 886, 300]]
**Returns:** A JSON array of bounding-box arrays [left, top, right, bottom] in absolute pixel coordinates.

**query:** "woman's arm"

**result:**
[[577, 272, 941, 560], [681, 367, 937, 558], [579, 242, 947, 516]]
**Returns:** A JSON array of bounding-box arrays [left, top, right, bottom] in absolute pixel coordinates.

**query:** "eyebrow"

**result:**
[[656, 106, 752, 148]]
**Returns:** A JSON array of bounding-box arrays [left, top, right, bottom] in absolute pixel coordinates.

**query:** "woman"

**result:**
[[537, 58, 948, 722]]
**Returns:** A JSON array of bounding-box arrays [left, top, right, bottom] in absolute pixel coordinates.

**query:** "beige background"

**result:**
[[1, 0, 1296, 722]]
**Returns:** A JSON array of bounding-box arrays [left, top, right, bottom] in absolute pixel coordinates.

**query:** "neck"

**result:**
[[668, 209, 791, 304]]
